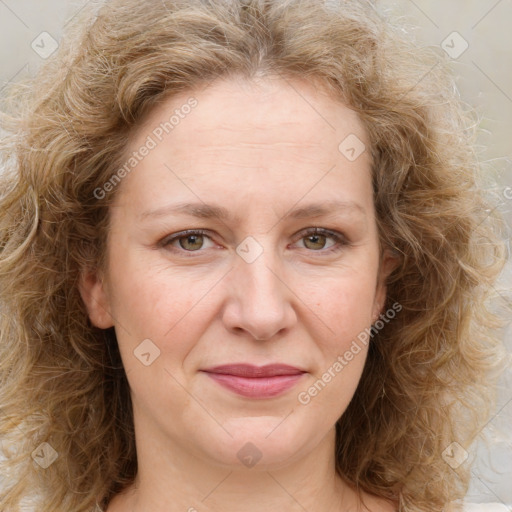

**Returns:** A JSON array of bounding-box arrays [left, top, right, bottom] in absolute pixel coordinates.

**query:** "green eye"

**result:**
[[161, 227, 348, 256], [296, 228, 346, 252], [162, 230, 212, 252], [303, 233, 329, 250], [178, 234, 204, 251]]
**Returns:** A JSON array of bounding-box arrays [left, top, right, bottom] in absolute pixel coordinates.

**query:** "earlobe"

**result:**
[[78, 267, 114, 329]]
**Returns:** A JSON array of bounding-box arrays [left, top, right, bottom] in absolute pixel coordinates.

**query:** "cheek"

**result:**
[[307, 269, 377, 351], [296, 274, 374, 415], [105, 250, 214, 371]]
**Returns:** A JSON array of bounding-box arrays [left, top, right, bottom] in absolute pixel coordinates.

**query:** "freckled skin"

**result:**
[[80, 76, 398, 512]]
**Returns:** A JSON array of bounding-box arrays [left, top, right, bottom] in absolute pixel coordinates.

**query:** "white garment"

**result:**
[[463, 504, 511, 511]]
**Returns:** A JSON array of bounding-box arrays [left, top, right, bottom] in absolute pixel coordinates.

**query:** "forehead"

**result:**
[[133, 75, 368, 157], [116, 76, 373, 216]]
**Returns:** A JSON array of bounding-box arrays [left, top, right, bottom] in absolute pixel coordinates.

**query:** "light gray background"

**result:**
[[1, 0, 511, 508]]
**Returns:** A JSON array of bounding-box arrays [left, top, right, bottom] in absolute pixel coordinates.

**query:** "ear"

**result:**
[[372, 248, 400, 323], [78, 267, 114, 329]]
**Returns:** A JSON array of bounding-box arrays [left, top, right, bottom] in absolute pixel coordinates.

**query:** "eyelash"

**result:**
[[160, 228, 349, 256]]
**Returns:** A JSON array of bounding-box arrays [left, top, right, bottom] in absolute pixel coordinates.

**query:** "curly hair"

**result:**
[[0, 1, 507, 511]]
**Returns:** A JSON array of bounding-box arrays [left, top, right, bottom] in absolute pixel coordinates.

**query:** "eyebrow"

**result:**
[[139, 199, 367, 222]]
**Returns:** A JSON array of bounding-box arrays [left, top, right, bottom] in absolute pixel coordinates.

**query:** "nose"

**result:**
[[221, 247, 297, 341]]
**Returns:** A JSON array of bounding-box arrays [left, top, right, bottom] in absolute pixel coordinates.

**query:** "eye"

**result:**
[[159, 227, 349, 256], [161, 230, 215, 252], [294, 228, 348, 253]]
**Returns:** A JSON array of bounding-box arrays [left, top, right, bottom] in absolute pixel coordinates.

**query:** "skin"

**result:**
[[80, 75, 398, 512]]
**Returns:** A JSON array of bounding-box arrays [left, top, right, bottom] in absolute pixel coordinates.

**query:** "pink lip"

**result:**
[[201, 364, 306, 399]]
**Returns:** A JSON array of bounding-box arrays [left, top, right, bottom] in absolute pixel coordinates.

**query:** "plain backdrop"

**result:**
[[0, 0, 511, 508]]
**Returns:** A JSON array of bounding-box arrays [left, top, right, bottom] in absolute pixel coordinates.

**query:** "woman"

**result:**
[[0, 1, 508, 511]]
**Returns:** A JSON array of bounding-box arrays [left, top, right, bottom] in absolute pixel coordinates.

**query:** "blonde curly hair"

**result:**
[[0, 1, 507, 511]]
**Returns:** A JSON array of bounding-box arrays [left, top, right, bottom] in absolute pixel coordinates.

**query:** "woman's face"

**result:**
[[81, 76, 395, 471]]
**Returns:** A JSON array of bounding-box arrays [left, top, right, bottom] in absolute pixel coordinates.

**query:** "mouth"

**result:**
[[200, 364, 307, 399]]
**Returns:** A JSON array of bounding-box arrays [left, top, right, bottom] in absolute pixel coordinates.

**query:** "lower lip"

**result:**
[[203, 372, 305, 399]]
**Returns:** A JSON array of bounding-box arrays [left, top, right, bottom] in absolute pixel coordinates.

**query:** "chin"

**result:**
[[195, 414, 320, 471]]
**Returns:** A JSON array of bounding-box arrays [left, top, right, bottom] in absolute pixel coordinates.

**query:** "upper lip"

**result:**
[[201, 364, 306, 378]]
